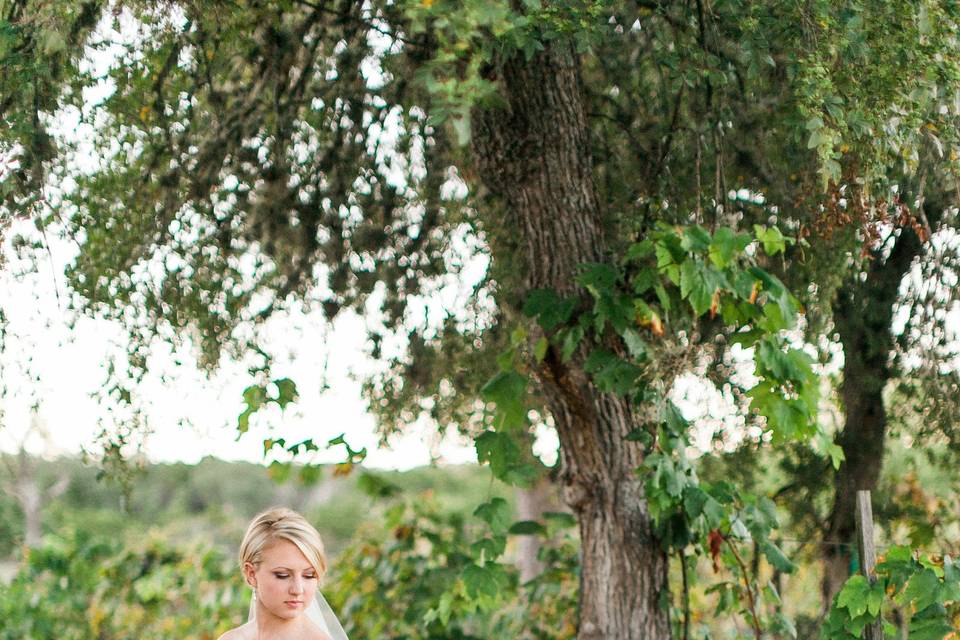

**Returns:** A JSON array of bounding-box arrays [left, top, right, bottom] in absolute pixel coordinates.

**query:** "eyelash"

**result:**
[[273, 573, 316, 580]]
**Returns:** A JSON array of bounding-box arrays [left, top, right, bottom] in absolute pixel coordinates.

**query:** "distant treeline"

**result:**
[[0, 455, 508, 559]]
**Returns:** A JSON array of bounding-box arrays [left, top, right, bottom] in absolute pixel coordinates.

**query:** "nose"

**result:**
[[289, 577, 304, 595]]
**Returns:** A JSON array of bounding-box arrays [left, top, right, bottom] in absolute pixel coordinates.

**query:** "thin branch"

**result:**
[[651, 84, 685, 185], [726, 537, 763, 640], [680, 549, 691, 640]]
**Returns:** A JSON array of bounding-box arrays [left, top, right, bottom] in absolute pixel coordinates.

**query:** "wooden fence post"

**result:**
[[855, 490, 883, 640]]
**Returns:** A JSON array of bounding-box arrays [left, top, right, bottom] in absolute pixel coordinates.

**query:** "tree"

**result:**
[[819, 194, 960, 606], [0, 414, 70, 547], [5, 1, 960, 637]]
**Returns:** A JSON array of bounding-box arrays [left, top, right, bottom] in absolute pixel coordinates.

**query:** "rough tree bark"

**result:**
[[471, 42, 670, 640], [821, 226, 923, 607]]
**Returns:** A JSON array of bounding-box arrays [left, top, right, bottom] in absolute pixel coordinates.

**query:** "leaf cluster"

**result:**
[[823, 547, 960, 640]]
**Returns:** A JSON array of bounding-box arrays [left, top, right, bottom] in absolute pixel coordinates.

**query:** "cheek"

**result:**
[[261, 576, 288, 597]]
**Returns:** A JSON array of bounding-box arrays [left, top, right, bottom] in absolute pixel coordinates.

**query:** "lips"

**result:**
[[284, 600, 303, 607]]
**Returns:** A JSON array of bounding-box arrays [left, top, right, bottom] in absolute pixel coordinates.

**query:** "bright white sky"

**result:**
[[0, 222, 488, 469]]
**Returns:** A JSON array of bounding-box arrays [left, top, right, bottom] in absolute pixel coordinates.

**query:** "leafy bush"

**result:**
[[0, 492, 579, 640], [322, 495, 579, 640], [0, 530, 246, 639]]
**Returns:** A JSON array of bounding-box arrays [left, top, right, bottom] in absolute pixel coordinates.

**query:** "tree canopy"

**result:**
[[5, 0, 960, 637]]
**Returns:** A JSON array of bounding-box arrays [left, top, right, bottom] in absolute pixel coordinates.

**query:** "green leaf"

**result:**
[[865, 583, 884, 617], [900, 568, 942, 611], [836, 575, 871, 617], [680, 259, 714, 316], [481, 371, 527, 430], [577, 263, 619, 298], [357, 472, 401, 498], [806, 128, 830, 149], [624, 239, 655, 263], [273, 378, 299, 408], [756, 340, 812, 382], [681, 225, 712, 252], [655, 236, 683, 281], [471, 536, 506, 561], [749, 267, 797, 327], [748, 381, 811, 440], [683, 486, 708, 519], [508, 520, 546, 535], [543, 511, 577, 528], [702, 497, 725, 527], [907, 615, 953, 640], [267, 460, 292, 484], [238, 384, 268, 433], [625, 427, 653, 446], [523, 288, 576, 331], [730, 518, 751, 540], [753, 224, 788, 256], [621, 328, 649, 361], [533, 336, 548, 362], [461, 564, 500, 599], [560, 325, 584, 362], [585, 348, 642, 395], [760, 540, 796, 573], [475, 431, 537, 487], [475, 431, 515, 476], [654, 283, 671, 311], [632, 267, 658, 295], [645, 452, 687, 499], [474, 497, 511, 534], [708, 227, 737, 268], [663, 401, 690, 436], [41, 29, 67, 55]]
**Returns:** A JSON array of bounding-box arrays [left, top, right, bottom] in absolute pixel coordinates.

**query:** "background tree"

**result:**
[[5, 1, 960, 638], [0, 415, 70, 547], [819, 194, 960, 606]]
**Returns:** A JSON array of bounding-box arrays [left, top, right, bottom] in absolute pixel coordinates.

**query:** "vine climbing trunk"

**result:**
[[471, 42, 670, 640]]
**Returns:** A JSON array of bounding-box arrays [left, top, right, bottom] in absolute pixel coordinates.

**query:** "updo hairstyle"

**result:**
[[239, 507, 328, 577]]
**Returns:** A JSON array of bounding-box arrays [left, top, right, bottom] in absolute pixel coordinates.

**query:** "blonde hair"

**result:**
[[239, 507, 328, 577]]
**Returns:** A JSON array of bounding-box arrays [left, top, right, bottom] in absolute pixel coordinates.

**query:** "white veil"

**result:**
[[248, 591, 349, 640]]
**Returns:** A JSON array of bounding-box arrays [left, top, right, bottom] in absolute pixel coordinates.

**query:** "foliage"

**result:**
[[325, 492, 579, 640], [472, 223, 828, 634], [0, 0, 101, 229], [0, 529, 245, 640], [0, 482, 579, 640], [822, 547, 960, 640]]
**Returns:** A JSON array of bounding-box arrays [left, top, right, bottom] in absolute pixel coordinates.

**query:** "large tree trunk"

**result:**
[[822, 227, 923, 607], [471, 42, 670, 639]]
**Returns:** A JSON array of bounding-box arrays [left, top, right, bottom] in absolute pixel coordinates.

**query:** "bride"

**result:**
[[218, 507, 350, 640]]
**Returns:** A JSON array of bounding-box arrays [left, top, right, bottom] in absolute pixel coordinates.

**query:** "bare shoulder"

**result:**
[[217, 622, 255, 640], [306, 619, 334, 640]]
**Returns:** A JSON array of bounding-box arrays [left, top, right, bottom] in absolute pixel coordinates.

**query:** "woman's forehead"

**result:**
[[260, 538, 313, 569]]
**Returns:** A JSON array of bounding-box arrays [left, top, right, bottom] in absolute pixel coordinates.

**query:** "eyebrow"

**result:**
[[270, 566, 315, 571]]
